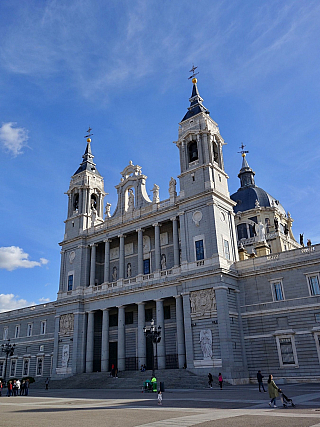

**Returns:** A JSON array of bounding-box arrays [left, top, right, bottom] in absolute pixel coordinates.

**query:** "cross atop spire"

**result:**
[[85, 127, 93, 140], [238, 143, 249, 157], [188, 64, 199, 81]]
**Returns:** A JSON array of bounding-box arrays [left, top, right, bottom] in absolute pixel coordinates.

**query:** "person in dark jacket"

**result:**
[[257, 370, 266, 392]]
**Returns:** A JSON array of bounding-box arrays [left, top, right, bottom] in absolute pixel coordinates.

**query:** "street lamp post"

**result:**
[[143, 319, 161, 377], [1, 339, 15, 384]]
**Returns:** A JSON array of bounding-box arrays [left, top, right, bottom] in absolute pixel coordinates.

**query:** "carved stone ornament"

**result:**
[[59, 313, 74, 335], [192, 210, 202, 227], [190, 289, 216, 318], [61, 344, 69, 368], [199, 329, 213, 360], [69, 251, 76, 264]]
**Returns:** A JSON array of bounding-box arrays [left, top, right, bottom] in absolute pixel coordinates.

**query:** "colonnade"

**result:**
[[85, 295, 187, 373], [89, 217, 180, 286]]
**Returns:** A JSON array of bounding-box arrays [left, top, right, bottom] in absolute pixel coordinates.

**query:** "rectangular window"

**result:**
[[10, 359, 17, 377], [143, 259, 150, 275], [145, 308, 153, 322], [279, 338, 295, 365], [15, 325, 20, 338], [0, 361, 4, 377], [36, 357, 43, 376], [3, 327, 8, 340], [27, 323, 33, 337], [125, 311, 133, 325], [68, 274, 73, 291], [109, 313, 118, 327], [195, 240, 204, 261], [315, 313, 320, 323], [164, 305, 171, 320], [23, 359, 30, 377], [308, 275, 320, 296], [40, 321, 46, 335], [271, 281, 284, 301], [223, 239, 230, 260]]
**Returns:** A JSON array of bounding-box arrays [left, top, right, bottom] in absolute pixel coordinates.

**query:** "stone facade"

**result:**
[[1, 80, 320, 384]]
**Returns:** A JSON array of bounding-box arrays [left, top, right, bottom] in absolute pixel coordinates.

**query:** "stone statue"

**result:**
[[199, 329, 213, 359], [307, 239, 312, 247], [105, 202, 111, 218], [257, 221, 266, 242], [91, 208, 96, 227], [274, 217, 279, 232], [112, 266, 117, 282], [161, 254, 166, 270], [255, 199, 260, 208], [127, 263, 131, 278], [128, 189, 134, 212], [61, 344, 69, 368], [169, 177, 177, 195], [152, 184, 160, 203], [300, 233, 304, 246]]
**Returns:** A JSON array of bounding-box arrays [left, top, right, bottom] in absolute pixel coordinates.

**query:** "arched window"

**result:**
[[73, 193, 79, 211], [90, 194, 97, 210], [188, 141, 198, 163]]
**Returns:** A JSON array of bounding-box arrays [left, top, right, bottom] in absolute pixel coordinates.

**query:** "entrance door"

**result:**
[[109, 342, 117, 372], [146, 338, 154, 370]]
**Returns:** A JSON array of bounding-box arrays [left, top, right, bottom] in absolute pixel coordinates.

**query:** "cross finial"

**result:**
[[188, 64, 199, 80], [85, 127, 93, 139], [238, 143, 249, 157]]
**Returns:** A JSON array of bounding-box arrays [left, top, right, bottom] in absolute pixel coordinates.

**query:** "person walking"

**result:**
[[268, 374, 281, 408], [157, 390, 163, 405], [45, 377, 50, 390], [257, 370, 266, 392], [208, 373, 213, 389], [16, 379, 21, 395], [218, 373, 223, 389]]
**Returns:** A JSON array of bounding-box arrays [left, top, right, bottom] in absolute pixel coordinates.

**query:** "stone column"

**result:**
[[153, 223, 161, 271], [51, 315, 60, 377], [103, 239, 111, 283], [175, 295, 186, 368], [117, 306, 126, 371], [79, 188, 83, 214], [67, 194, 72, 217], [86, 311, 95, 373], [89, 244, 97, 287], [137, 302, 146, 368], [182, 292, 194, 368], [101, 308, 109, 372], [137, 228, 144, 275], [119, 235, 125, 279], [171, 217, 180, 267], [215, 286, 234, 375], [178, 212, 187, 263], [59, 250, 66, 293], [156, 299, 166, 369], [72, 311, 86, 374]]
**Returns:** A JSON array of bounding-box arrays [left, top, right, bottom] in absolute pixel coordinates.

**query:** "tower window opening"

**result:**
[[188, 141, 198, 163], [73, 193, 79, 211], [91, 194, 97, 210]]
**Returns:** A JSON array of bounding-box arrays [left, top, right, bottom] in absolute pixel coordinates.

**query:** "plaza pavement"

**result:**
[[1, 383, 320, 426]]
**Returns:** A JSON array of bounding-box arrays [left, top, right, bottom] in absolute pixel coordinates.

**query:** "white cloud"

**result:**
[[0, 122, 29, 156], [39, 297, 50, 303], [0, 246, 49, 271], [0, 294, 35, 313]]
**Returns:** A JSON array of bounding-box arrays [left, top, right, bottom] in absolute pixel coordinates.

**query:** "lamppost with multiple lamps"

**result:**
[[143, 319, 161, 377], [1, 339, 15, 384]]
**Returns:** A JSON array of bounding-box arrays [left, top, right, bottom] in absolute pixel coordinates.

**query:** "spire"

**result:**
[[181, 67, 210, 122], [73, 128, 101, 176], [237, 145, 255, 188]]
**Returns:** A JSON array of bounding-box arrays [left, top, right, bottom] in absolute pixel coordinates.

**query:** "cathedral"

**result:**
[[1, 77, 320, 385]]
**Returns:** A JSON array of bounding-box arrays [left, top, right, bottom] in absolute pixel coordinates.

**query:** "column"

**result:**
[[117, 306, 126, 371], [89, 244, 97, 287], [67, 194, 72, 217], [153, 223, 161, 271], [171, 217, 180, 267], [137, 302, 146, 368], [215, 286, 234, 374], [103, 239, 111, 283], [156, 299, 166, 369], [101, 308, 109, 372], [175, 295, 186, 368], [119, 235, 125, 279], [182, 292, 194, 368], [86, 311, 95, 373], [137, 228, 144, 275], [51, 315, 60, 377], [178, 212, 187, 263], [59, 250, 66, 292], [72, 311, 86, 374]]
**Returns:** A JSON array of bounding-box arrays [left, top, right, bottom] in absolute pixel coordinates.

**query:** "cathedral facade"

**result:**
[[1, 79, 320, 385]]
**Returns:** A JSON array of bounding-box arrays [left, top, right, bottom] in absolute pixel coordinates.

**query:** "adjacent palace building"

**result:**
[[1, 78, 320, 385]]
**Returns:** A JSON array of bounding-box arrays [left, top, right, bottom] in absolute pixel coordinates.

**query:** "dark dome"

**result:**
[[230, 186, 286, 215]]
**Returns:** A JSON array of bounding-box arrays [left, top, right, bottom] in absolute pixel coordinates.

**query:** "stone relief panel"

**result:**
[[125, 243, 134, 256], [59, 313, 74, 335], [69, 251, 76, 264], [61, 344, 69, 368], [200, 329, 213, 360], [143, 236, 151, 253], [160, 232, 168, 246], [190, 289, 216, 319], [110, 247, 119, 260]]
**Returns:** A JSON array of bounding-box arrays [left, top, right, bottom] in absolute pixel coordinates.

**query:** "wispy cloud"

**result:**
[[0, 122, 29, 156], [0, 246, 49, 271], [39, 297, 50, 303], [0, 293, 35, 313]]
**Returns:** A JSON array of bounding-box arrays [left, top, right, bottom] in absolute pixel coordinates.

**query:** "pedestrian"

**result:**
[[218, 373, 223, 389], [21, 380, 25, 396], [157, 390, 163, 405], [208, 373, 213, 389], [268, 374, 281, 408], [25, 379, 29, 396], [45, 377, 49, 390], [16, 379, 21, 395], [257, 370, 266, 392], [111, 364, 115, 377], [0, 380, 2, 396], [7, 380, 12, 397]]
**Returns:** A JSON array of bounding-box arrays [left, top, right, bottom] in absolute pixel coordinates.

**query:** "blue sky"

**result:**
[[0, 0, 319, 312]]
